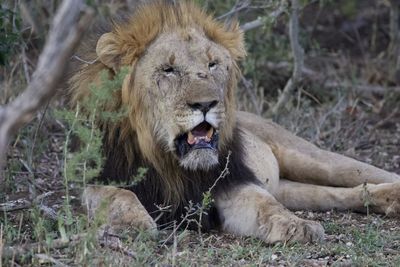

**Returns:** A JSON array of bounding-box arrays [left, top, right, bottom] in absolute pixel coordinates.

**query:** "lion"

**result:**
[[69, 0, 400, 244]]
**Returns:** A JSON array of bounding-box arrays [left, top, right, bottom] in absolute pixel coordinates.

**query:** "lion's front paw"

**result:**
[[369, 182, 400, 217], [83, 186, 158, 236], [259, 214, 324, 244]]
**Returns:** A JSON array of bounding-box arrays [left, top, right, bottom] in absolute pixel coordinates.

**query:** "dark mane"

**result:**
[[99, 125, 259, 230]]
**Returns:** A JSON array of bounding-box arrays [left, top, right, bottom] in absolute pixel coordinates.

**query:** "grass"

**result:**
[[1, 161, 400, 266], [4, 214, 393, 266]]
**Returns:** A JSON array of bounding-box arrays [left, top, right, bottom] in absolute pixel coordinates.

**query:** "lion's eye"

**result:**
[[208, 61, 218, 70], [163, 65, 175, 74]]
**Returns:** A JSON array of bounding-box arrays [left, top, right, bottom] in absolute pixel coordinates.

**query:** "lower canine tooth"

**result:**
[[206, 127, 214, 139], [187, 131, 195, 145]]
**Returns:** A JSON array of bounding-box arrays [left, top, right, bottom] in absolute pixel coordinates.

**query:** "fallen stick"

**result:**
[[2, 231, 136, 261], [1, 234, 84, 260]]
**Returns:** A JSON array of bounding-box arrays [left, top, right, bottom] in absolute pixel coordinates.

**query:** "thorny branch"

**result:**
[[0, 1, 94, 183], [161, 151, 232, 246]]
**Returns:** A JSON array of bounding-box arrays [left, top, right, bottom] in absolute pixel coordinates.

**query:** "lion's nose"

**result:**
[[188, 100, 218, 115]]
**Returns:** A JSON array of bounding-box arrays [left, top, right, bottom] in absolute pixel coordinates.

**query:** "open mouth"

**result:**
[[174, 121, 219, 158]]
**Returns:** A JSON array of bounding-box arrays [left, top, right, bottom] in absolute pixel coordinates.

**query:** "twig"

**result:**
[[241, 77, 262, 115], [241, 18, 264, 31], [0, 224, 3, 267], [2, 229, 136, 260], [99, 233, 136, 258], [206, 151, 231, 193], [371, 107, 399, 131], [0, 191, 60, 222], [264, 60, 400, 95], [34, 254, 69, 267], [71, 55, 98, 65], [21, 48, 31, 84], [1, 233, 84, 259], [160, 151, 232, 246], [0, 1, 94, 183], [29, 101, 50, 168], [389, 0, 400, 57], [19, 1, 40, 36], [389, 0, 400, 80], [269, 0, 304, 116], [217, 0, 250, 20], [0, 199, 31, 212], [323, 82, 400, 95], [300, 88, 321, 105], [240, 4, 286, 32]]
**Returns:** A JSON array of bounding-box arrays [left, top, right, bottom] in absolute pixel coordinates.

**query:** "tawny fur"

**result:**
[[71, 0, 400, 244]]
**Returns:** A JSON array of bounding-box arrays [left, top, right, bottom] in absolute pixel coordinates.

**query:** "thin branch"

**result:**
[[1, 234, 84, 260], [2, 230, 136, 261], [0, 224, 3, 267], [322, 82, 400, 95], [19, 1, 41, 36], [161, 152, 232, 246], [0, 191, 62, 222], [34, 254, 69, 267], [389, 0, 400, 56], [241, 77, 262, 115], [98, 231, 137, 258], [241, 18, 264, 31], [0, 1, 94, 183], [240, 4, 286, 32], [217, 0, 250, 20], [389, 0, 400, 79], [264, 61, 400, 95], [269, 0, 304, 116], [0, 199, 31, 212]]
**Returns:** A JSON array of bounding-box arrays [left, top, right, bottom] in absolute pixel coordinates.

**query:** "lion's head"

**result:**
[[70, 0, 246, 204]]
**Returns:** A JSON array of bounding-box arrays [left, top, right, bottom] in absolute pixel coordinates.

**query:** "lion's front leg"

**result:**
[[82, 185, 157, 235], [215, 184, 324, 244]]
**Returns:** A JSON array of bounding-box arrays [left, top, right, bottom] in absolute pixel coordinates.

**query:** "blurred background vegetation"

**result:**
[[2, 0, 398, 174], [1, 0, 400, 265]]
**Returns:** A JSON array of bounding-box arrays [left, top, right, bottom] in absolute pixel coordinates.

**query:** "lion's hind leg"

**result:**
[[215, 183, 324, 244], [276, 180, 400, 217], [238, 111, 400, 187], [82, 185, 157, 236]]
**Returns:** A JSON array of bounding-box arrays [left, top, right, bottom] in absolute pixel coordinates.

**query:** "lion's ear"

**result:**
[[96, 32, 121, 71]]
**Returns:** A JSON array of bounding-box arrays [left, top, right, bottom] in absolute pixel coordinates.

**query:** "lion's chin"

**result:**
[[179, 149, 219, 171]]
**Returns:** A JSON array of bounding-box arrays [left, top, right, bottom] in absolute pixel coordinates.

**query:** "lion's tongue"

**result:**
[[187, 123, 213, 145]]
